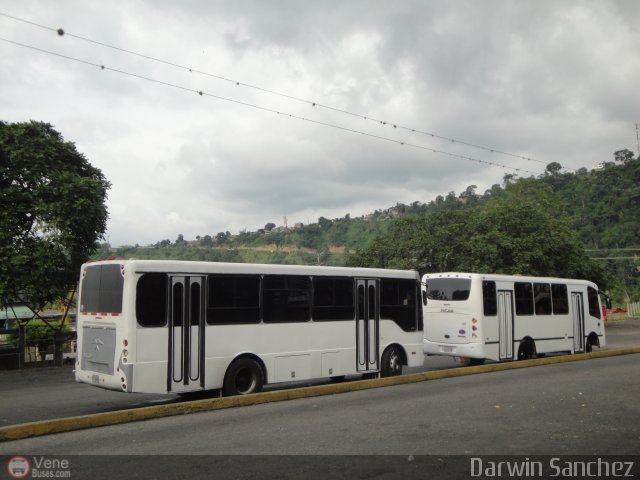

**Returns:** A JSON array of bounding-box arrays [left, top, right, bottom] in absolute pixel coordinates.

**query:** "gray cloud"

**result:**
[[1, 0, 638, 245]]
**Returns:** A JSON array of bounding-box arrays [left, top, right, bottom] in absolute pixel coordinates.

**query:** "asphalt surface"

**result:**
[[0, 319, 637, 427], [1, 353, 638, 455]]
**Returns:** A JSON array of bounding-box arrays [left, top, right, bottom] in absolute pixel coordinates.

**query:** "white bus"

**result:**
[[75, 260, 424, 395], [421, 272, 606, 364]]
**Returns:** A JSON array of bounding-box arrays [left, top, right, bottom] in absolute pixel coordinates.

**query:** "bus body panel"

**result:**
[[75, 259, 424, 394]]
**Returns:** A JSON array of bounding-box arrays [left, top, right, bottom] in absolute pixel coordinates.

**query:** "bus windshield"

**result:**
[[425, 278, 471, 301], [80, 264, 124, 314]]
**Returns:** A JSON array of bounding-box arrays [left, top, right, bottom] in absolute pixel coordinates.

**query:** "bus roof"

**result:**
[[422, 272, 598, 289], [83, 259, 419, 279]]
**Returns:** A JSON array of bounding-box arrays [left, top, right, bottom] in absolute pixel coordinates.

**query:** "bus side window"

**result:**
[[533, 283, 552, 315], [136, 273, 168, 327], [263, 275, 311, 323], [514, 282, 534, 315], [312, 278, 354, 321], [482, 281, 497, 316], [206, 275, 260, 324], [551, 284, 569, 314], [380, 279, 418, 332]]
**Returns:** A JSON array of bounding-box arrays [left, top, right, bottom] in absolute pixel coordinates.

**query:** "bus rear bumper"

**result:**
[[75, 369, 124, 392], [423, 339, 484, 359]]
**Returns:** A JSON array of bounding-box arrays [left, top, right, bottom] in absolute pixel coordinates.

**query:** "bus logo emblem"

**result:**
[[92, 338, 104, 351]]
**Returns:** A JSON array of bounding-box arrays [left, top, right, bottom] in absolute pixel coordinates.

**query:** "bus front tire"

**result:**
[[380, 345, 403, 377], [223, 357, 264, 396], [585, 337, 595, 353]]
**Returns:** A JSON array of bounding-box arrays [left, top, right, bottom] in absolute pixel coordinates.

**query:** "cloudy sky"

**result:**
[[1, 1, 638, 246]]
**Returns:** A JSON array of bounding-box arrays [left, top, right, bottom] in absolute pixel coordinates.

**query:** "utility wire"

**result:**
[[0, 36, 542, 176], [0, 11, 545, 167]]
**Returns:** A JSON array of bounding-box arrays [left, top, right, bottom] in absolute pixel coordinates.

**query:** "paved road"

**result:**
[[0, 320, 637, 427], [1, 354, 639, 456]]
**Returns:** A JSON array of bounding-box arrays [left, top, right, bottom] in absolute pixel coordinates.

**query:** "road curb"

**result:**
[[2, 347, 639, 442]]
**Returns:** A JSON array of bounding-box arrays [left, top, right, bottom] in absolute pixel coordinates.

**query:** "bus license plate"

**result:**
[[442, 346, 454, 353], [92, 374, 100, 384]]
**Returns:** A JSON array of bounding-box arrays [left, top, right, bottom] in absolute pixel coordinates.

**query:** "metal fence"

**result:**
[[627, 301, 640, 317], [0, 328, 76, 369]]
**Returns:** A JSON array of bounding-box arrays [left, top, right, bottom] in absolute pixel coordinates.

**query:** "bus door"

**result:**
[[571, 292, 585, 353], [498, 290, 514, 360], [168, 275, 206, 391], [356, 279, 379, 372]]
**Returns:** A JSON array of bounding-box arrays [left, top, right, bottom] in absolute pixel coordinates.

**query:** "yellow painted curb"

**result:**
[[1, 347, 639, 442]]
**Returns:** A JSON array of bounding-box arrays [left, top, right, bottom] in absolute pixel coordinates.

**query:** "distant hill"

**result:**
[[95, 150, 640, 300]]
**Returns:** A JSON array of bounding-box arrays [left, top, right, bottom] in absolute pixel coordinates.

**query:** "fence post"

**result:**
[[54, 332, 64, 367], [17, 324, 25, 369]]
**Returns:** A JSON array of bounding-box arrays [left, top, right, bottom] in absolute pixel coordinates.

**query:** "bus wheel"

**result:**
[[517, 340, 535, 360], [381, 345, 403, 377], [585, 338, 593, 353], [223, 357, 264, 396]]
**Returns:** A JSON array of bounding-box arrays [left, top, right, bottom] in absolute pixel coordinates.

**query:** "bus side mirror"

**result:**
[[422, 291, 428, 306]]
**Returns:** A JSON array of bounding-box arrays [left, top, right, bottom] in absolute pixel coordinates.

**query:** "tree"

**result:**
[[348, 179, 603, 285], [468, 180, 603, 282], [347, 210, 477, 272], [318, 216, 332, 229], [264, 222, 276, 232], [0, 121, 110, 309], [201, 234, 213, 246], [614, 149, 635, 164], [544, 162, 563, 176]]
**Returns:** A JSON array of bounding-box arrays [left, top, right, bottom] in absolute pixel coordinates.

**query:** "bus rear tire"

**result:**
[[380, 345, 403, 377], [517, 340, 536, 360], [223, 357, 264, 396]]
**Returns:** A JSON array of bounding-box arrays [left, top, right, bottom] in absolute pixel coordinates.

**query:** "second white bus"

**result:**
[[422, 272, 606, 363], [75, 260, 424, 396]]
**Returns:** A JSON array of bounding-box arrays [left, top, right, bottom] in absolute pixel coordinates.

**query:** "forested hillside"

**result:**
[[96, 150, 640, 302]]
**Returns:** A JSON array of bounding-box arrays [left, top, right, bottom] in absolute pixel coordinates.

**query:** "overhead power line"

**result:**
[[590, 257, 639, 261], [585, 248, 640, 252], [0, 37, 543, 176], [0, 11, 546, 167]]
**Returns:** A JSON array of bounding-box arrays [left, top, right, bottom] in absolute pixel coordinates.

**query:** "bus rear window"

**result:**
[[81, 264, 124, 314], [425, 278, 471, 301]]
